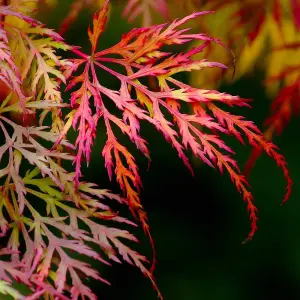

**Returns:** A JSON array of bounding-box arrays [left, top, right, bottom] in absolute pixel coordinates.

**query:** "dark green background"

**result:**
[[38, 2, 300, 299]]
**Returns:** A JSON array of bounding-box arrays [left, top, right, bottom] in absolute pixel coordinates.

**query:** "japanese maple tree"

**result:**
[[0, 0, 292, 299]]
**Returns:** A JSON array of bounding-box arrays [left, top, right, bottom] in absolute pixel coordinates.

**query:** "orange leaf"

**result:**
[[88, 0, 109, 54]]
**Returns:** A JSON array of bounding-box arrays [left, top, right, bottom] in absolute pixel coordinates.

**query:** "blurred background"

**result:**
[[38, 1, 300, 299]]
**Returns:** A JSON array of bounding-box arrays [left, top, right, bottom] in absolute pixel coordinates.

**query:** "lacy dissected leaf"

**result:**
[[0, 167, 151, 299], [1, 0, 71, 136], [0, 0, 74, 217], [0, 2, 156, 299], [0, 92, 150, 299], [0, 4, 39, 107], [61, 1, 291, 260], [5, 20, 69, 101]]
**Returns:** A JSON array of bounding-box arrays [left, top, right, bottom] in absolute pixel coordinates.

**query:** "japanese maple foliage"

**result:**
[[134, 0, 299, 176], [0, 0, 292, 299]]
